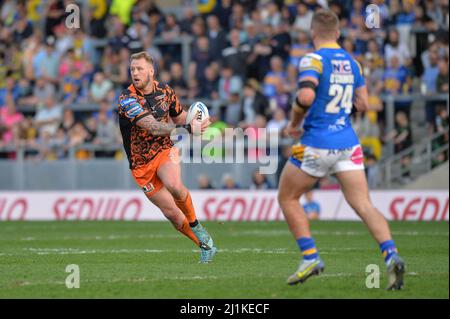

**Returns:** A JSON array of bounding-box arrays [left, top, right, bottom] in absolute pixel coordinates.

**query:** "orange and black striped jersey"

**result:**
[[118, 81, 183, 169]]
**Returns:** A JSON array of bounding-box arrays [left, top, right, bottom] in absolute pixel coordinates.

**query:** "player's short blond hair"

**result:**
[[130, 51, 154, 66], [311, 9, 339, 36]]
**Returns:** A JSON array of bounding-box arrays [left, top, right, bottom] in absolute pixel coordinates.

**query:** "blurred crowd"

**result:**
[[0, 0, 449, 188]]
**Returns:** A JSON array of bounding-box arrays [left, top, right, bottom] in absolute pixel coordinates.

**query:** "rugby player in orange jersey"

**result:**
[[117, 51, 217, 263]]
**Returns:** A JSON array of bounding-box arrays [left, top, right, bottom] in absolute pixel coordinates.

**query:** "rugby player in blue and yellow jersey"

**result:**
[[278, 9, 405, 290]]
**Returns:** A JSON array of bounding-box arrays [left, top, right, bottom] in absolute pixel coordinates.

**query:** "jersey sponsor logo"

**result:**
[[331, 60, 352, 74], [126, 104, 143, 118], [330, 60, 354, 84], [350, 146, 364, 165]]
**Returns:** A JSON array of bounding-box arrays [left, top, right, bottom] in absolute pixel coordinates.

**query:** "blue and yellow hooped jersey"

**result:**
[[298, 43, 366, 149]]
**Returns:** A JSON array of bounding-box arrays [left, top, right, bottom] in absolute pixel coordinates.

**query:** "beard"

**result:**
[[134, 74, 152, 90]]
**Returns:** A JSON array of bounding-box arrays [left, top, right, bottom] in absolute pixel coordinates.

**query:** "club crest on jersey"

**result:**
[[142, 182, 155, 193], [331, 60, 352, 74]]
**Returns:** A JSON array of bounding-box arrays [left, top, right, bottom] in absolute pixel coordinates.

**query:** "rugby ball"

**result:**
[[186, 101, 209, 124]]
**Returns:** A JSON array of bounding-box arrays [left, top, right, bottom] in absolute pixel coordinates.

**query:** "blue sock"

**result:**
[[380, 240, 398, 264], [296, 237, 319, 261]]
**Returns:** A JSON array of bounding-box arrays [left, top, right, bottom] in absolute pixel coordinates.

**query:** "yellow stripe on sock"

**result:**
[[302, 248, 317, 256]]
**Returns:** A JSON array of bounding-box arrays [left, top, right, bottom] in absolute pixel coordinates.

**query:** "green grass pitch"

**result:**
[[0, 221, 448, 298]]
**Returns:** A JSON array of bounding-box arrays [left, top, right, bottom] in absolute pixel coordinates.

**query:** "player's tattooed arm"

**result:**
[[135, 114, 177, 136], [135, 114, 192, 136]]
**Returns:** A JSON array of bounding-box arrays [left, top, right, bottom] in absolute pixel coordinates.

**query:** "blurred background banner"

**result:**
[[1, 190, 447, 221]]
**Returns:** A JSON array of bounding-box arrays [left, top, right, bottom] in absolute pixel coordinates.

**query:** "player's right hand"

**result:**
[[284, 121, 303, 139], [190, 117, 211, 136]]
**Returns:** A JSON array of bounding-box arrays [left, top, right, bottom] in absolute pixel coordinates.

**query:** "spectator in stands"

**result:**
[[59, 108, 76, 134], [179, 6, 195, 35], [250, 170, 272, 190], [263, 56, 287, 99], [293, 1, 313, 32], [383, 55, 413, 115], [243, 20, 261, 48], [303, 191, 320, 220], [93, 111, 117, 158], [384, 28, 412, 67], [215, 0, 233, 31], [224, 91, 242, 127], [425, 0, 449, 30], [187, 77, 201, 99], [248, 24, 277, 80], [200, 65, 219, 100], [44, 0, 65, 37], [15, 78, 34, 106], [365, 41, 385, 95], [267, 108, 288, 136], [67, 121, 90, 160], [422, 46, 442, 124], [169, 62, 188, 99], [84, 115, 97, 145], [161, 13, 181, 62], [0, 76, 19, 106], [143, 33, 163, 67], [245, 114, 267, 160], [5, 42, 24, 81], [48, 127, 68, 159], [432, 106, 449, 167], [125, 19, 147, 54], [384, 111, 413, 153], [240, 79, 268, 126], [284, 64, 299, 98], [348, 12, 371, 56], [90, 72, 113, 103], [34, 96, 63, 137], [229, 2, 247, 31], [222, 173, 240, 190], [32, 36, 60, 84], [365, 154, 380, 189], [198, 174, 215, 190], [289, 30, 313, 68], [11, 13, 33, 45], [191, 16, 206, 38], [437, 58, 449, 93], [218, 66, 243, 102], [189, 36, 213, 83], [102, 47, 129, 90], [207, 15, 228, 62], [221, 28, 251, 79], [329, 1, 350, 29], [269, 78, 291, 116], [422, 46, 441, 94], [0, 94, 23, 146], [270, 22, 292, 61], [16, 117, 37, 148]]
